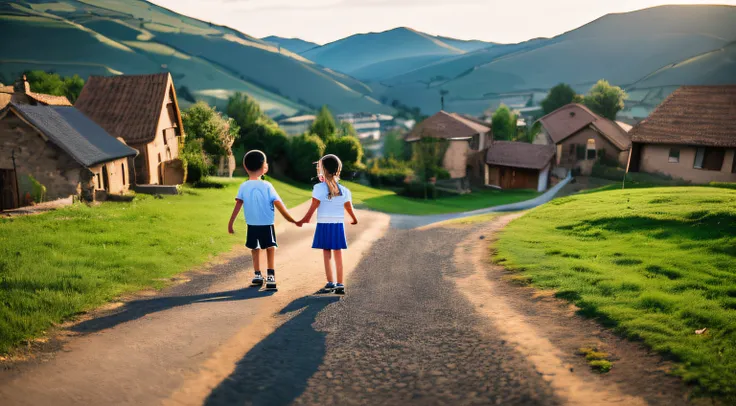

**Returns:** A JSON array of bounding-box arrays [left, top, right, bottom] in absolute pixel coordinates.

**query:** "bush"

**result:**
[[240, 118, 290, 163], [288, 133, 325, 183], [366, 158, 414, 187], [709, 182, 736, 190], [400, 181, 437, 199], [181, 138, 210, 183], [591, 163, 687, 186], [325, 135, 363, 173]]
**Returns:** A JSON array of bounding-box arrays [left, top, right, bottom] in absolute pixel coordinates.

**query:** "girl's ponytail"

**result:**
[[319, 154, 343, 200]]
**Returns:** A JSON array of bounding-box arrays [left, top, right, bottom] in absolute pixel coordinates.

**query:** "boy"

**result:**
[[228, 150, 298, 290]]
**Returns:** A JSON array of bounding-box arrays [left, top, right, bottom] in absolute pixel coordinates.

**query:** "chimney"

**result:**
[[13, 75, 30, 94]]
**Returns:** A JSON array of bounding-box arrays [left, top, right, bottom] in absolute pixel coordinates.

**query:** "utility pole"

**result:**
[[11, 149, 20, 208]]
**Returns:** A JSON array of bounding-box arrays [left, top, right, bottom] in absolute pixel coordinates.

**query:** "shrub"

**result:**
[[709, 182, 736, 190], [367, 158, 414, 187], [400, 181, 437, 199], [325, 135, 363, 173], [288, 133, 325, 183], [181, 138, 210, 184], [240, 118, 290, 163]]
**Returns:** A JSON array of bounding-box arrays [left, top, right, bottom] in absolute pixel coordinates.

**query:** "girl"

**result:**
[[297, 154, 358, 295]]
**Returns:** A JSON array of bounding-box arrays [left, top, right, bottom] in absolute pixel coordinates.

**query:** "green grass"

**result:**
[[495, 187, 736, 399], [343, 181, 538, 215], [0, 177, 309, 354]]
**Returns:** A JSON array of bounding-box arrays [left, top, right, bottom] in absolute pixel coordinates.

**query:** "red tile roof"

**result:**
[[538, 104, 630, 150], [485, 141, 555, 170], [406, 110, 490, 142], [75, 73, 176, 145], [629, 85, 736, 148], [0, 83, 72, 110]]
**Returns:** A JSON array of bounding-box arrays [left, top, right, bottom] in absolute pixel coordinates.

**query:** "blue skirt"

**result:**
[[312, 223, 348, 250]]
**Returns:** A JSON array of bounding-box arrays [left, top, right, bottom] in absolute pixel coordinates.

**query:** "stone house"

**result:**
[[484, 141, 556, 192], [628, 85, 736, 183], [75, 72, 185, 186], [534, 104, 631, 175], [0, 102, 137, 210], [405, 111, 491, 191]]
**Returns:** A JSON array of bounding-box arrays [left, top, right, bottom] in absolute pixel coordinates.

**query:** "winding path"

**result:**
[[0, 179, 689, 405]]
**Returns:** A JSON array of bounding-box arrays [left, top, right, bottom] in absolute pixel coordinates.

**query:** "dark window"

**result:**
[[586, 149, 597, 160], [694, 147, 725, 171], [121, 163, 126, 185], [163, 129, 167, 145], [569, 144, 575, 156], [469, 134, 479, 150], [668, 148, 680, 163], [158, 153, 162, 163], [96, 173, 102, 189], [576, 144, 586, 160], [732, 151, 736, 173]]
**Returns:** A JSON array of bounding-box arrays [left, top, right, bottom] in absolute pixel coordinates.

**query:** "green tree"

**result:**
[[382, 130, 408, 160], [583, 79, 628, 120], [541, 83, 582, 114], [24, 71, 85, 103], [325, 136, 363, 173], [227, 92, 261, 133], [310, 105, 337, 140], [181, 101, 239, 158], [491, 104, 518, 141], [337, 121, 357, 138], [288, 133, 325, 182], [410, 137, 449, 199]]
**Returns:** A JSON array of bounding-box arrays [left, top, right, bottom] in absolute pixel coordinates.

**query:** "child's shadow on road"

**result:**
[[72, 287, 275, 333], [204, 295, 340, 406]]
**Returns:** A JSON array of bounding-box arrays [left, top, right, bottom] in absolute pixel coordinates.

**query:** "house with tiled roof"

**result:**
[[405, 111, 492, 189], [0, 101, 137, 210], [75, 72, 185, 186], [628, 85, 736, 183], [0, 75, 73, 110], [534, 104, 631, 175], [484, 141, 556, 192]]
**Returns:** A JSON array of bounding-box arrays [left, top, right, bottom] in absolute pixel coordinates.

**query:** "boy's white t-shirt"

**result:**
[[312, 182, 352, 224]]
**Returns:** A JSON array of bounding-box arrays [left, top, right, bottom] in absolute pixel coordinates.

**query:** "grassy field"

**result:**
[[343, 181, 538, 215], [495, 187, 736, 399], [0, 177, 310, 354]]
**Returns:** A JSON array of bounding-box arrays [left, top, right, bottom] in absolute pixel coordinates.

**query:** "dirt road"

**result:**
[[0, 211, 690, 405]]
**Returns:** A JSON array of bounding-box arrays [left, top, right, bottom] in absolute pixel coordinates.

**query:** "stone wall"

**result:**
[[0, 112, 86, 204], [442, 140, 471, 179]]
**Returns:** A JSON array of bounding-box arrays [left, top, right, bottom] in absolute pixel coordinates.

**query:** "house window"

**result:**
[[668, 148, 680, 163], [586, 139, 596, 160], [732, 151, 736, 173], [569, 144, 575, 156], [96, 173, 102, 190], [163, 129, 167, 145], [694, 147, 725, 171], [576, 144, 586, 160], [121, 163, 126, 185], [469, 134, 479, 150]]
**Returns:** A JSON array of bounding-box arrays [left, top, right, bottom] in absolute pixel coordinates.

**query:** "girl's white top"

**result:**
[[312, 182, 352, 224]]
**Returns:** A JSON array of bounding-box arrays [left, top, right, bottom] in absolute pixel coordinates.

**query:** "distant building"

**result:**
[[337, 113, 394, 141], [484, 141, 556, 192], [534, 104, 631, 175], [75, 73, 186, 186], [278, 114, 316, 136], [406, 111, 491, 190], [628, 85, 736, 183], [1, 99, 137, 210]]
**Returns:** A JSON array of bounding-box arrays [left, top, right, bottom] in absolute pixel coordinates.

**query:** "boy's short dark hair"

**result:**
[[244, 150, 267, 172]]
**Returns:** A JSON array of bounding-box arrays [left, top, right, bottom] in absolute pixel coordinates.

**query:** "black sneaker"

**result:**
[[334, 283, 345, 295], [265, 274, 277, 290], [318, 282, 336, 294], [251, 272, 264, 286]]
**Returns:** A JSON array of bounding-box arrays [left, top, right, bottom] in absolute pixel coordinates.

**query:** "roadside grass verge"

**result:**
[[495, 187, 736, 400], [343, 181, 538, 215], [0, 177, 310, 354]]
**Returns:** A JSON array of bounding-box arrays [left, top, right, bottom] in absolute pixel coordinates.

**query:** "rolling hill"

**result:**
[[302, 27, 467, 80], [0, 0, 392, 116], [380, 5, 736, 116], [261, 36, 319, 54]]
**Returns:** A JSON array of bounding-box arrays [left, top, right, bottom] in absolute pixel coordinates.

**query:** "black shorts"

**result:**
[[246, 225, 278, 250]]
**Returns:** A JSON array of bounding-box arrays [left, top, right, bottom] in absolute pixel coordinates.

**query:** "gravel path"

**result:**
[[205, 227, 559, 406]]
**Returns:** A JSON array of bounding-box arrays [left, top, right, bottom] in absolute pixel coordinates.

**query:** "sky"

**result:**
[[148, 0, 736, 45]]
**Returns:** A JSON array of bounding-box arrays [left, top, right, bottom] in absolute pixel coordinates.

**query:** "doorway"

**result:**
[[0, 169, 19, 211], [102, 165, 110, 192]]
